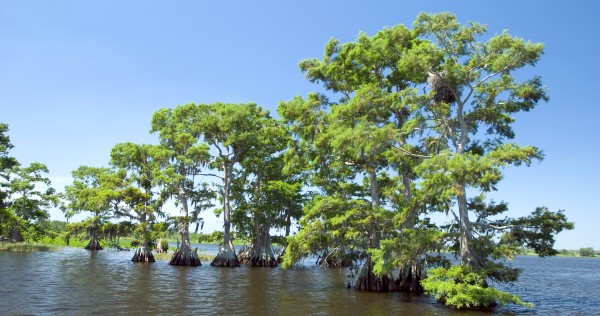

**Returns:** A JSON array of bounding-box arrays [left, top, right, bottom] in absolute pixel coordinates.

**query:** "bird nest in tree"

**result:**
[[428, 72, 458, 104]]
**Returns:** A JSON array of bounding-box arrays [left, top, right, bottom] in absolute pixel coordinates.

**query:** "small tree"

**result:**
[[193, 102, 275, 267], [0, 123, 58, 242], [280, 24, 435, 291], [2, 163, 58, 242], [579, 247, 595, 257], [150, 104, 213, 266], [110, 142, 166, 262], [411, 12, 573, 308], [63, 166, 118, 250], [232, 128, 304, 267]]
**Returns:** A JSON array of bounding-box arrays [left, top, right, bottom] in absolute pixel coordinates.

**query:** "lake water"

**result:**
[[1, 245, 598, 315]]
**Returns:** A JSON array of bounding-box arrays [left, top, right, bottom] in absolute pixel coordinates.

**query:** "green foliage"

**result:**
[[197, 231, 224, 243], [508, 207, 574, 257], [279, 17, 432, 277], [157, 238, 169, 251], [279, 11, 573, 306], [229, 108, 304, 253], [149, 104, 214, 251], [0, 123, 59, 241], [0, 242, 54, 252], [370, 227, 446, 277], [0, 11, 578, 310], [421, 265, 533, 309], [579, 247, 596, 257]]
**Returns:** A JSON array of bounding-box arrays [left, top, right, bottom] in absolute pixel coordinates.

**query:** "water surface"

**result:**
[[1, 247, 598, 315]]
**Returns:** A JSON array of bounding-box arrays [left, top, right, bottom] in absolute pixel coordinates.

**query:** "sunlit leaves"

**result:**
[[509, 207, 574, 257], [421, 265, 533, 309]]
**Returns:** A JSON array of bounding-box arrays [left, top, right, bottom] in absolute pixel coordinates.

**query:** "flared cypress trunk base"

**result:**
[[169, 249, 201, 266], [247, 257, 277, 267], [396, 264, 424, 293], [238, 245, 278, 267], [211, 245, 240, 267], [211, 256, 240, 267], [131, 245, 155, 262], [354, 260, 397, 292], [85, 238, 103, 250]]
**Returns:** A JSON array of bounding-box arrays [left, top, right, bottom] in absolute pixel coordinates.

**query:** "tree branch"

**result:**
[[198, 173, 225, 181], [471, 222, 523, 230], [390, 143, 432, 158]]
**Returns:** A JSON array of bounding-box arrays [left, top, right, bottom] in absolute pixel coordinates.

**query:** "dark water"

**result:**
[[0, 246, 598, 315]]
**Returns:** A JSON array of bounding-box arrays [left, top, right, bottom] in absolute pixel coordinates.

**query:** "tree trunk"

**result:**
[[394, 171, 425, 293], [169, 192, 201, 266], [457, 184, 479, 267], [211, 239, 239, 267], [85, 230, 103, 250], [8, 226, 23, 243], [455, 100, 479, 268], [211, 163, 240, 267], [132, 242, 155, 262], [240, 226, 277, 267], [169, 224, 201, 266], [354, 256, 397, 292], [401, 171, 414, 225], [369, 169, 381, 248], [396, 264, 424, 293], [354, 169, 395, 291], [276, 211, 292, 263]]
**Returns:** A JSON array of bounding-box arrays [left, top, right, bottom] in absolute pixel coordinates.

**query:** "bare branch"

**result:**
[[450, 210, 460, 223], [198, 173, 224, 181], [390, 144, 432, 158], [471, 222, 523, 230]]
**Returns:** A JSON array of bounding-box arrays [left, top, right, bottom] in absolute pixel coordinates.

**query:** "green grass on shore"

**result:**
[[0, 242, 58, 252]]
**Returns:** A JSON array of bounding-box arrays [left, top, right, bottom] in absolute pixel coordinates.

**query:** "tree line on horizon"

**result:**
[[0, 12, 575, 310]]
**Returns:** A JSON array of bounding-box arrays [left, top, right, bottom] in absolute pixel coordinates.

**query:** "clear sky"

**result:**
[[1, 1, 598, 250]]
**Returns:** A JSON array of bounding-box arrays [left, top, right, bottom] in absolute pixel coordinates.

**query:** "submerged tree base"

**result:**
[[169, 249, 201, 266], [238, 245, 278, 267], [211, 256, 240, 267], [85, 238, 103, 251], [354, 260, 397, 292], [131, 245, 155, 262], [396, 264, 424, 293], [211, 244, 240, 267]]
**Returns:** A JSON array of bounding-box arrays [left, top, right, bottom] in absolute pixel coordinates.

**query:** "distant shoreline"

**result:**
[[3, 241, 598, 260]]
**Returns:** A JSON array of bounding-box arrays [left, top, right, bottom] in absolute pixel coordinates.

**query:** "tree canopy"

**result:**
[[279, 12, 573, 308], [1, 123, 58, 242], [0, 11, 576, 311]]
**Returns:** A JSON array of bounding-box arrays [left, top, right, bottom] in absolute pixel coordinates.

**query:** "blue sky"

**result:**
[[1, 1, 598, 249]]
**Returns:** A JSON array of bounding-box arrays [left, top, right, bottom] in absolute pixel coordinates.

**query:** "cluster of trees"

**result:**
[[1, 12, 575, 309], [277, 12, 573, 308], [59, 102, 303, 267], [0, 123, 59, 243], [578, 247, 597, 257]]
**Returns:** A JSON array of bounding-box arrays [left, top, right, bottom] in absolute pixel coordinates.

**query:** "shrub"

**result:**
[[421, 265, 533, 309], [579, 247, 596, 257]]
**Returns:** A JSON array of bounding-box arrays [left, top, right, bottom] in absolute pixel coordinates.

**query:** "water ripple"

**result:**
[[1, 249, 598, 315]]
